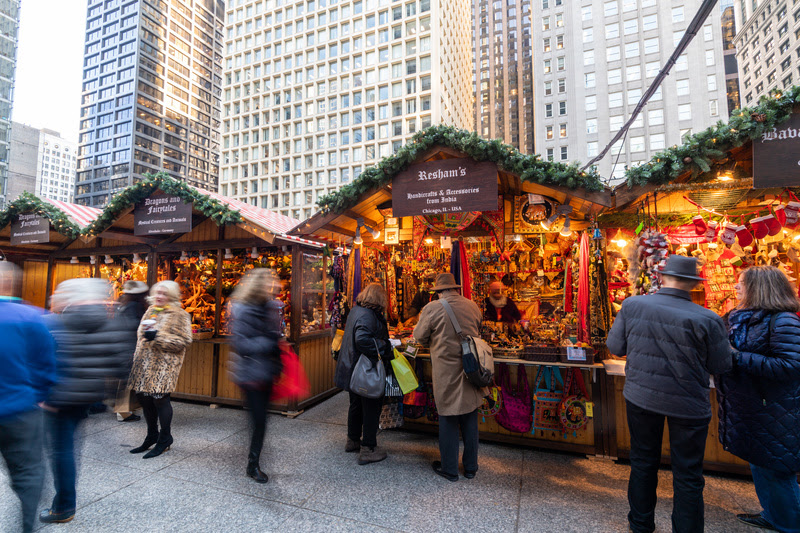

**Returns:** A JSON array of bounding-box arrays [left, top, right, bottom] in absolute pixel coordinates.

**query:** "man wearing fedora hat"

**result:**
[[413, 273, 487, 482], [607, 255, 732, 533]]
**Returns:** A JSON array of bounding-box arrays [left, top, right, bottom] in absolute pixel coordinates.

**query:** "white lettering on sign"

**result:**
[[417, 167, 467, 180], [762, 126, 800, 142]]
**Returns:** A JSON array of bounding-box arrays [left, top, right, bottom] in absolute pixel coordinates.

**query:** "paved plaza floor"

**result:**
[[1, 392, 764, 532]]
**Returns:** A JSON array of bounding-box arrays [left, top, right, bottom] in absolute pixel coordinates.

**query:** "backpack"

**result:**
[[438, 299, 494, 388]]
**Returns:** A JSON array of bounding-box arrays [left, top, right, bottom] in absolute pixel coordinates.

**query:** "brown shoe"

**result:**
[[357, 446, 387, 465], [345, 438, 360, 453]]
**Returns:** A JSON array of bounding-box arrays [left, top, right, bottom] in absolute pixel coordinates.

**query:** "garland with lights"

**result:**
[[0, 192, 82, 238], [84, 172, 243, 237], [625, 85, 800, 187], [317, 125, 605, 214]]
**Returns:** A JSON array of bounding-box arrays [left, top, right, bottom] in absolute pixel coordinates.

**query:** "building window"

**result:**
[[623, 19, 638, 35], [607, 46, 621, 61], [603, 1, 618, 17], [709, 100, 719, 116], [584, 72, 596, 88], [582, 5, 592, 20], [583, 28, 593, 43], [556, 14, 563, 27], [586, 95, 597, 111], [543, 38, 551, 52], [558, 78, 566, 92], [705, 50, 715, 66], [609, 92, 623, 107], [707, 75, 717, 92], [672, 6, 684, 23], [648, 109, 664, 125], [543, 16, 550, 30], [650, 133, 666, 150], [587, 141, 598, 157], [558, 101, 566, 115], [546, 125, 554, 139], [642, 14, 657, 31], [544, 59, 551, 73], [626, 65, 641, 81], [560, 146, 568, 160], [557, 57, 565, 71], [644, 38, 659, 54], [546, 148, 554, 161], [584, 50, 595, 66], [544, 81, 552, 95], [545, 103, 553, 118], [678, 104, 692, 121], [559, 124, 567, 138], [677, 79, 689, 96], [608, 69, 622, 84], [606, 23, 619, 39], [630, 136, 645, 152]]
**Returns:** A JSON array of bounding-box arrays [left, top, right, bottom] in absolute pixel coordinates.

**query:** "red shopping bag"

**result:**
[[271, 341, 311, 401]]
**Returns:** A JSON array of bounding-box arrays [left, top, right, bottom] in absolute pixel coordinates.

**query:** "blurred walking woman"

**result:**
[[229, 269, 283, 483], [334, 283, 393, 465], [127, 281, 192, 459], [718, 266, 800, 532]]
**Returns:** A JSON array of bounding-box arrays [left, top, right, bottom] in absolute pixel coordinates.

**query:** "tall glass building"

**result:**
[[75, 0, 225, 207], [0, 0, 20, 209]]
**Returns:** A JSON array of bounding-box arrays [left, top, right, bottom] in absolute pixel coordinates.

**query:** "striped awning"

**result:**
[[43, 198, 102, 229]]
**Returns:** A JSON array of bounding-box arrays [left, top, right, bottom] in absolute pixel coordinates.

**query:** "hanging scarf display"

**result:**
[[563, 258, 574, 313], [577, 232, 591, 343], [589, 245, 612, 345], [328, 255, 348, 330], [459, 242, 472, 300], [450, 240, 462, 287]]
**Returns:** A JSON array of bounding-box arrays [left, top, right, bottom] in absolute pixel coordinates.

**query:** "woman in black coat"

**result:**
[[230, 269, 283, 483], [114, 281, 149, 422], [334, 283, 393, 465], [718, 266, 800, 532]]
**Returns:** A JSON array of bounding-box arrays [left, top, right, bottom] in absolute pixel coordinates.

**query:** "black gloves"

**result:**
[[144, 330, 157, 341]]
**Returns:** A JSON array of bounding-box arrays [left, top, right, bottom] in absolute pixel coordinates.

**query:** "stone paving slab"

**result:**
[[0, 393, 763, 532]]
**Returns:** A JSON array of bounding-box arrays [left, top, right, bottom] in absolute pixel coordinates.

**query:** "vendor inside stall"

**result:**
[[483, 280, 522, 324], [401, 270, 438, 327]]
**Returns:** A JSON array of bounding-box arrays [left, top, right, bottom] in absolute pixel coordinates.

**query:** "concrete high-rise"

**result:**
[[472, 0, 534, 153], [7, 122, 77, 203], [532, 0, 730, 183], [220, 0, 474, 220], [733, 0, 799, 106], [0, 0, 20, 209], [75, 0, 225, 207]]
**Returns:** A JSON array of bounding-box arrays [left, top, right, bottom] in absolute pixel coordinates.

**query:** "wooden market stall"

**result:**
[[599, 89, 800, 474], [39, 173, 337, 414], [291, 125, 621, 456]]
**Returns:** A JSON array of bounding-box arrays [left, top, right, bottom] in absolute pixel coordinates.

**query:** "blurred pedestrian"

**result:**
[[606, 255, 732, 533], [113, 281, 149, 422], [127, 280, 192, 459], [718, 266, 800, 532], [335, 283, 393, 465], [413, 273, 486, 482], [229, 269, 283, 483], [0, 262, 57, 533], [39, 279, 130, 524]]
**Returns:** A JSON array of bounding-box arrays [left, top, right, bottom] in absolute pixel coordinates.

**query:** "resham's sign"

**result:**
[[753, 113, 800, 188], [133, 193, 193, 235], [391, 159, 498, 217], [10, 214, 50, 245]]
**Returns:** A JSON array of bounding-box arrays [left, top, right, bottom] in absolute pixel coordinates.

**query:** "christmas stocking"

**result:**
[[764, 214, 782, 236], [785, 201, 800, 227], [720, 222, 738, 245], [704, 220, 719, 243], [735, 225, 754, 247], [692, 215, 707, 236], [749, 216, 770, 240]]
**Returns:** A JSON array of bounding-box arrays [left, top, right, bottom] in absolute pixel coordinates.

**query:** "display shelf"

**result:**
[[410, 351, 603, 370]]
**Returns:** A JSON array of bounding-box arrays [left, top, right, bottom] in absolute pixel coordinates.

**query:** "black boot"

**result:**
[[246, 452, 268, 483], [130, 433, 158, 454], [143, 434, 173, 459]]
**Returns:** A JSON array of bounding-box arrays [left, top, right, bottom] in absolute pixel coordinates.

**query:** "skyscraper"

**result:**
[[472, 0, 534, 153], [532, 0, 730, 183], [220, 0, 474, 220], [75, 0, 225, 207], [0, 0, 20, 209], [8, 122, 77, 203]]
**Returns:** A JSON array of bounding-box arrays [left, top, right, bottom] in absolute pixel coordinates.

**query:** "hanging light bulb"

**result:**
[[613, 229, 628, 249], [540, 212, 559, 231], [250, 247, 259, 259], [369, 227, 381, 239], [70, 256, 79, 264], [559, 216, 572, 237], [424, 237, 434, 245], [89, 255, 97, 265], [224, 248, 233, 259], [104, 255, 113, 264], [353, 233, 363, 245], [180, 250, 189, 261], [132, 253, 141, 263]]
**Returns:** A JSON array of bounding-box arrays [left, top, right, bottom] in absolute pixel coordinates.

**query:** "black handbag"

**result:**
[[349, 339, 386, 399]]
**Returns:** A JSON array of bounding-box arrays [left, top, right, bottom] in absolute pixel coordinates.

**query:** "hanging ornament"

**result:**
[[773, 204, 787, 226], [749, 216, 770, 240], [735, 225, 754, 247], [764, 214, 782, 236], [704, 220, 719, 243], [692, 214, 707, 236], [720, 222, 738, 245], [785, 201, 800, 227]]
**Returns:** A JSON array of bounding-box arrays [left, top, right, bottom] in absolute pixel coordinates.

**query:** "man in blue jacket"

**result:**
[[0, 263, 57, 533], [607, 255, 732, 533]]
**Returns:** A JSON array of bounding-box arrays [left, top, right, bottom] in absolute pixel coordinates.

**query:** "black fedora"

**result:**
[[660, 255, 706, 281]]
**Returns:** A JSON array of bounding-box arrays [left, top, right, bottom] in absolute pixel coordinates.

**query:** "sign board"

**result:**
[[133, 193, 193, 236], [391, 158, 498, 217], [753, 112, 800, 188], [10, 214, 50, 245]]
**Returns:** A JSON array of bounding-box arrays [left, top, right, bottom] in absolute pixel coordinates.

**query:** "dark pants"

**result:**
[[46, 406, 88, 515], [750, 463, 800, 533], [0, 409, 45, 533], [347, 392, 382, 449], [438, 409, 479, 477], [138, 393, 173, 443], [626, 400, 709, 533], [243, 384, 273, 461]]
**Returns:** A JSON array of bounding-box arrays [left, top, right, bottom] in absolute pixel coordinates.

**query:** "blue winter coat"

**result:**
[[717, 309, 800, 474]]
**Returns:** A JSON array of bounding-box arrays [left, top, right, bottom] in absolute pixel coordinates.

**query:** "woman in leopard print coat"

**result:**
[[127, 281, 192, 458]]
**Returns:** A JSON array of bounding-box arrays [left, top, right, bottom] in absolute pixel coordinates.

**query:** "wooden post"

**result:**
[[147, 247, 157, 287], [44, 256, 54, 310]]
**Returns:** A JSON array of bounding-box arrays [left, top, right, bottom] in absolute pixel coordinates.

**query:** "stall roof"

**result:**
[[43, 198, 102, 229]]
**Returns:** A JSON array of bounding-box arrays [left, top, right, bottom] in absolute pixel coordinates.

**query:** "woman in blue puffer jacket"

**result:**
[[718, 266, 800, 533]]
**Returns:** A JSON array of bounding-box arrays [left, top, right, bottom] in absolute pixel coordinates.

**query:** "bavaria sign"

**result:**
[[134, 193, 193, 235], [10, 214, 50, 245], [753, 112, 800, 188], [391, 158, 498, 217]]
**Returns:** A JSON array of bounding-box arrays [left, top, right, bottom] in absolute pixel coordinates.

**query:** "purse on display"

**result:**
[[495, 363, 532, 434], [533, 367, 566, 432], [559, 368, 590, 433], [478, 385, 503, 423], [349, 339, 386, 399], [402, 359, 428, 419], [379, 397, 405, 430]]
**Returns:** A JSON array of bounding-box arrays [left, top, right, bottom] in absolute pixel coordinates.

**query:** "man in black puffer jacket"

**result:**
[[39, 279, 132, 524], [607, 255, 732, 533]]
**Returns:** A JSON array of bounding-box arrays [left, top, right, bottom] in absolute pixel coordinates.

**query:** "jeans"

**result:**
[[438, 409, 479, 477], [750, 463, 800, 533], [347, 392, 382, 449], [626, 400, 709, 533], [243, 384, 273, 461], [0, 409, 45, 533], [46, 406, 88, 514]]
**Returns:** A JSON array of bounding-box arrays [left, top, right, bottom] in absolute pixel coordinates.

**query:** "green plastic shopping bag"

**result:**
[[391, 348, 419, 394]]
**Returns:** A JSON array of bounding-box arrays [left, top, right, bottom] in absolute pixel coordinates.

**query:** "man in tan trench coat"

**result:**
[[413, 273, 487, 482]]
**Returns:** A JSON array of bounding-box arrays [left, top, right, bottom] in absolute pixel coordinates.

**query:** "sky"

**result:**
[[14, 0, 87, 144]]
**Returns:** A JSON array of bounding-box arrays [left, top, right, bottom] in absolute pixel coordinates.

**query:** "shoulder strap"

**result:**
[[438, 298, 463, 337]]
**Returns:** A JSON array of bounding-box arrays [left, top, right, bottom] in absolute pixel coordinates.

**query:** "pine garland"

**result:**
[[0, 192, 82, 239], [316, 125, 605, 214], [624, 85, 800, 187], [84, 172, 243, 237]]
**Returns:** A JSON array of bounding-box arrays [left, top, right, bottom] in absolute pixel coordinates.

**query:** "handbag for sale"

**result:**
[[402, 359, 428, 419], [384, 373, 403, 398], [559, 368, 590, 433], [379, 397, 404, 430], [495, 363, 532, 434], [478, 385, 503, 423], [349, 339, 386, 399], [533, 367, 565, 432]]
